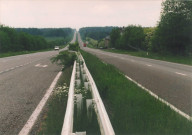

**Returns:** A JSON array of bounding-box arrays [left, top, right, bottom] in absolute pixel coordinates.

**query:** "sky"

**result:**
[[0, 0, 162, 30]]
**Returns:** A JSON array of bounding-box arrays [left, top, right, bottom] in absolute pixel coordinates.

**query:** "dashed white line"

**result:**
[[146, 64, 152, 67], [175, 72, 186, 76], [42, 65, 48, 68]]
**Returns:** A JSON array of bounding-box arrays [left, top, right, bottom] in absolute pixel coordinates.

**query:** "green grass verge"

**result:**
[[0, 44, 69, 58], [81, 50, 192, 135], [105, 49, 192, 66], [37, 66, 72, 135]]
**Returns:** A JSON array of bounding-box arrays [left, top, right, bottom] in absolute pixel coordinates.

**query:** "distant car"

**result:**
[[54, 46, 59, 50]]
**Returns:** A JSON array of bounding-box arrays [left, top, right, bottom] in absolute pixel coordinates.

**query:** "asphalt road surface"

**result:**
[[78, 33, 192, 117], [0, 32, 76, 135]]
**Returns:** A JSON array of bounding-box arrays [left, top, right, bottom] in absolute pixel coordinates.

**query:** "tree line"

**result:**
[[110, 0, 192, 56], [16, 28, 73, 38], [79, 27, 115, 41], [0, 26, 74, 53]]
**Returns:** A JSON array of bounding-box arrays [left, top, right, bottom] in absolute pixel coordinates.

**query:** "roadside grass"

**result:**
[[105, 49, 192, 66], [0, 44, 68, 58], [0, 49, 53, 58], [81, 50, 192, 135], [37, 66, 72, 135]]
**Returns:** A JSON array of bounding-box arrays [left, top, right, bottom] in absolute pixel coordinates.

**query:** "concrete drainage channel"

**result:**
[[61, 52, 115, 135]]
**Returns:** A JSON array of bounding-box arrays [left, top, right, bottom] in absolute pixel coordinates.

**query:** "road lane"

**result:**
[[0, 31, 77, 134], [0, 51, 63, 135], [78, 33, 192, 116], [0, 31, 76, 75], [0, 51, 57, 75]]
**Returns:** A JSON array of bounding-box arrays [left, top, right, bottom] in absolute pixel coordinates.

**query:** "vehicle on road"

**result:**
[[54, 46, 59, 50]]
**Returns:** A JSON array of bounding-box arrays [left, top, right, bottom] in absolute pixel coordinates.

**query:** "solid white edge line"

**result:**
[[18, 71, 62, 135], [125, 75, 191, 121]]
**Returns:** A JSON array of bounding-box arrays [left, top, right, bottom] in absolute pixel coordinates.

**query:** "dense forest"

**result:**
[[79, 27, 115, 41], [110, 0, 192, 56], [16, 28, 74, 47], [0, 26, 74, 53], [16, 28, 73, 38], [79, 0, 191, 56]]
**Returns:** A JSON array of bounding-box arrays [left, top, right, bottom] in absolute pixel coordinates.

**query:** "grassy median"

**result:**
[[36, 66, 72, 135], [81, 50, 192, 135]]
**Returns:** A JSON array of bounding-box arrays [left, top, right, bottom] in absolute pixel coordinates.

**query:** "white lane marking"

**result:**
[[19, 71, 62, 135], [124, 75, 191, 121], [42, 65, 48, 68], [175, 72, 186, 76], [35, 63, 48, 68], [35, 64, 40, 67], [146, 64, 152, 67]]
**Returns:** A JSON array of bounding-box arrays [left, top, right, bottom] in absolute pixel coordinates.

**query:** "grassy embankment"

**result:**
[[0, 37, 69, 58], [36, 66, 72, 134], [81, 50, 192, 135], [105, 49, 192, 66], [0, 44, 68, 58]]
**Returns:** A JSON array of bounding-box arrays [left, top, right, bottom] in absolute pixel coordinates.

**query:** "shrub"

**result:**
[[51, 50, 77, 70], [68, 42, 79, 51]]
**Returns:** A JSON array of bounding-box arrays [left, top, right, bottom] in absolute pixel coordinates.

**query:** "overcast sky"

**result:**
[[0, 0, 162, 30]]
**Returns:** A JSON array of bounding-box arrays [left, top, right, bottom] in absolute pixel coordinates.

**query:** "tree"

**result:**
[[51, 51, 77, 70], [152, 0, 192, 55], [79, 27, 115, 41], [0, 31, 11, 52], [143, 27, 156, 51], [0, 25, 52, 53], [110, 28, 121, 48], [121, 25, 145, 50]]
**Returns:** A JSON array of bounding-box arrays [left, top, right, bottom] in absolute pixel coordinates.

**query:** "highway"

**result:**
[[78, 33, 192, 117], [0, 32, 76, 135]]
